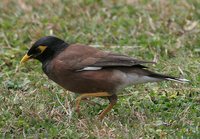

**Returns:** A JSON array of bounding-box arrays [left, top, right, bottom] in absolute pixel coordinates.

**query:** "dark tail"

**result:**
[[148, 72, 190, 83]]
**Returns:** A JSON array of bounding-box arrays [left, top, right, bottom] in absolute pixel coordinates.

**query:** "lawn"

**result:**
[[0, 0, 199, 138]]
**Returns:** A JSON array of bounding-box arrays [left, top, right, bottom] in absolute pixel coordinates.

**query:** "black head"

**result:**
[[21, 36, 68, 63]]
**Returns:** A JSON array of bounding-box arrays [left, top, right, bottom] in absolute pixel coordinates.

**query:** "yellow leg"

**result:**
[[98, 101, 116, 120], [75, 92, 111, 113]]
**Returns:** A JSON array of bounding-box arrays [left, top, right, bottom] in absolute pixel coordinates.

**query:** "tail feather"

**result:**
[[165, 78, 190, 83], [148, 72, 189, 83]]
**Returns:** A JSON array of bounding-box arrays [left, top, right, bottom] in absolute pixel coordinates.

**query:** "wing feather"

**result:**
[[88, 53, 155, 67], [56, 44, 155, 71]]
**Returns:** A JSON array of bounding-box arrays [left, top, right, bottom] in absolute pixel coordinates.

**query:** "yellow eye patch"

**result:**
[[38, 45, 47, 53]]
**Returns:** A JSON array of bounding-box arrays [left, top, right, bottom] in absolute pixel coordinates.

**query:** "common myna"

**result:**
[[21, 36, 189, 120]]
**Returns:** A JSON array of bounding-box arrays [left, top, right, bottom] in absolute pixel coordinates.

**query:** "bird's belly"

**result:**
[[47, 69, 123, 94], [53, 77, 117, 94]]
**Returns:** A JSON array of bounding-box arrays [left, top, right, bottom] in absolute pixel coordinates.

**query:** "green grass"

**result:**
[[0, 0, 199, 138]]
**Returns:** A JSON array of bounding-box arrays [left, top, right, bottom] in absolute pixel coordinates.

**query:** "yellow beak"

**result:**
[[20, 54, 31, 64]]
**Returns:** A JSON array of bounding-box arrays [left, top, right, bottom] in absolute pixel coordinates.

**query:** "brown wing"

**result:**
[[90, 53, 154, 67], [56, 44, 154, 70]]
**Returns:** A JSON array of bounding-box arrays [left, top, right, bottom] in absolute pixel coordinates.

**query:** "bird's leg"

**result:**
[[75, 92, 112, 113], [98, 94, 117, 120]]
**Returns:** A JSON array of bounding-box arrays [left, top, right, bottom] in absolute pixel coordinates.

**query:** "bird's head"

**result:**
[[20, 36, 68, 64]]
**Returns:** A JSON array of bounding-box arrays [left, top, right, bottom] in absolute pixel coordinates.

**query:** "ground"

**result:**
[[0, 0, 199, 138]]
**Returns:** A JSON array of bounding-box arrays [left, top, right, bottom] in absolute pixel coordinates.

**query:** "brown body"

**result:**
[[43, 44, 160, 94], [44, 45, 119, 94], [21, 36, 188, 120]]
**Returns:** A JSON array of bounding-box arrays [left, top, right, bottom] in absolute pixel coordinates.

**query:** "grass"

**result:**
[[0, 0, 199, 138]]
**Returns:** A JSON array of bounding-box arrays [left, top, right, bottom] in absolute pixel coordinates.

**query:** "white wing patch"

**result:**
[[76, 67, 102, 72]]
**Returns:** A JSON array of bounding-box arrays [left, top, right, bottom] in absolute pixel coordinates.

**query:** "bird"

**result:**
[[20, 36, 189, 120]]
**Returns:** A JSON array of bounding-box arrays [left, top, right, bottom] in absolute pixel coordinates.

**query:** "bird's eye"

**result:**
[[33, 48, 41, 55], [27, 48, 41, 58], [32, 46, 47, 55], [38, 45, 47, 53]]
